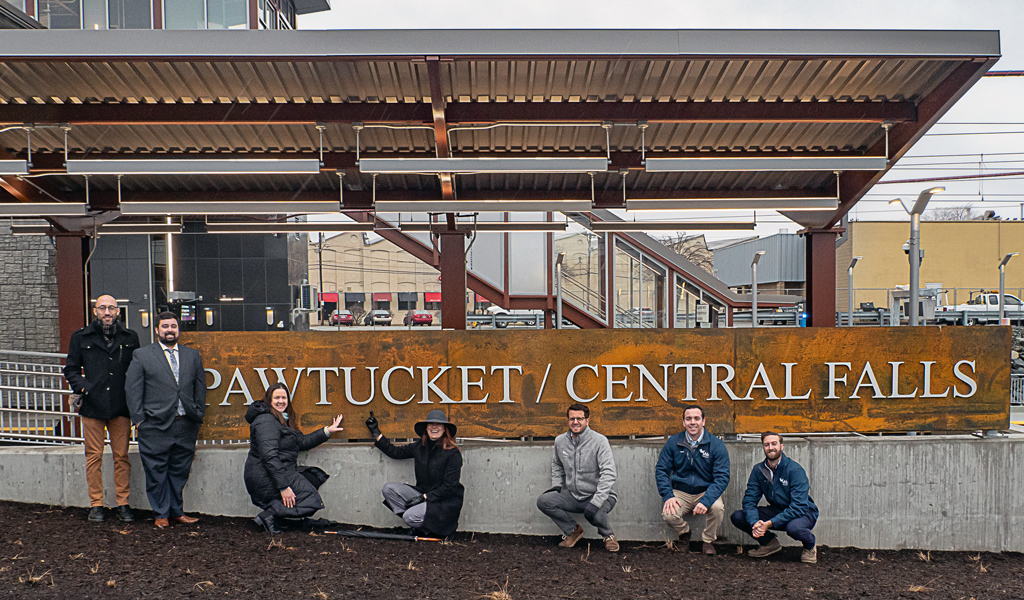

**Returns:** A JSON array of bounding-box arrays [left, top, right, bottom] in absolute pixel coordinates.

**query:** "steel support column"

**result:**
[[802, 228, 843, 328], [438, 231, 467, 330], [56, 235, 87, 350]]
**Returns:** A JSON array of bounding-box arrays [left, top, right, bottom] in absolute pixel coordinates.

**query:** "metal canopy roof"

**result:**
[[0, 28, 999, 231]]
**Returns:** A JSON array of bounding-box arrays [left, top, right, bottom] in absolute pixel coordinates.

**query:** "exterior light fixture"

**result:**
[[555, 251, 566, 329], [66, 159, 321, 175], [589, 221, 755, 232], [98, 223, 182, 235], [643, 157, 887, 172], [376, 200, 592, 212], [205, 222, 374, 234], [219, 296, 244, 302], [399, 222, 568, 233], [847, 256, 863, 327], [119, 201, 340, 215], [0, 160, 29, 175], [0, 203, 88, 217], [751, 251, 766, 328], [140, 310, 150, 328], [359, 157, 608, 174], [999, 252, 1019, 325], [889, 186, 945, 326], [266, 307, 275, 326], [205, 308, 214, 327], [626, 198, 838, 211]]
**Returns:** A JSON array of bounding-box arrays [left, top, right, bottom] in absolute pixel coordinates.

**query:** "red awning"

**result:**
[[372, 292, 391, 301], [424, 292, 441, 303], [320, 293, 338, 302], [475, 294, 488, 302]]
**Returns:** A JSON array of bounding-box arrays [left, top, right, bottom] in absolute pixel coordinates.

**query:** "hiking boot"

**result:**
[[87, 507, 106, 522], [677, 530, 691, 550], [558, 524, 584, 548], [702, 541, 716, 555], [748, 537, 782, 558], [604, 534, 620, 552], [801, 546, 817, 563], [115, 505, 134, 522], [254, 513, 283, 534]]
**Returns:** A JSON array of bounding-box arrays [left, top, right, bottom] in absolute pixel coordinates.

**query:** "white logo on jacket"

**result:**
[[779, 477, 789, 486], [699, 449, 710, 459]]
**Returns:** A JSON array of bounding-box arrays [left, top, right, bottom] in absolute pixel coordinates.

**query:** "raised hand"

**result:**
[[326, 414, 344, 434], [365, 411, 382, 439]]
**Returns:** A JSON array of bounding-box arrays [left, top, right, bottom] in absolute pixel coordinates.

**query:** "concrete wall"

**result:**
[[2, 435, 1023, 551]]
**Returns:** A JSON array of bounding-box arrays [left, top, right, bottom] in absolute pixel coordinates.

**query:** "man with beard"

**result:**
[[730, 432, 819, 563], [125, 312, 207, 528], [63, 295, 140, 522]]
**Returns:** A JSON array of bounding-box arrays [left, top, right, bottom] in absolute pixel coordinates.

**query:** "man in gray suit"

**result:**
[[126, 311, 207, 529]]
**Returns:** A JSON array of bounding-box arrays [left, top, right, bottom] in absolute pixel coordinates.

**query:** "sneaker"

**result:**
[[558, 524, 584, 548], [748, 537, 782, 558], [115, 505, 135, 522], [702, 541, 716, 555], [87, 507, 106, 522], [604, 534, 620, 552], [801, 546, 817, 563]]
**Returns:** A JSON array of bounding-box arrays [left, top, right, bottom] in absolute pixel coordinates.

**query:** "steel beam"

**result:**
[[802, 228, 843, 327], [56, 236, 87, 351], [438, 231, 467, 330]]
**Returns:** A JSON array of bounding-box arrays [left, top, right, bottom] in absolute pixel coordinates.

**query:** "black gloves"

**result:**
[[365, 411, 382, 439], [583, 502, 600, 521], [544, 486, 562, 495]]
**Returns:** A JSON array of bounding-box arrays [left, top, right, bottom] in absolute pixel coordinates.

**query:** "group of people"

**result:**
[[65, 295, 817, 561]]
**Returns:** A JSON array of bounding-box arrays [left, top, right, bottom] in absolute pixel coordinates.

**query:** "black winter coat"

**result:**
[[375, 435, 464, 537], [244, 402, 330, 518], [62, 320, 140, 420]]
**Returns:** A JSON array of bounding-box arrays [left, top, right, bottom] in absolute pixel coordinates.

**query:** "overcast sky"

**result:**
[[300, 1, 1024, 240]]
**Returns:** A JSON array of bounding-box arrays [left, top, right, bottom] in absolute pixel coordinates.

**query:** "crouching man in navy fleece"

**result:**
[[731, 432, 819, 563], [655, 404, 730, 555]]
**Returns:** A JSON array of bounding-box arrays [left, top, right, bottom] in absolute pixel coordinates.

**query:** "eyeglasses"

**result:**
[[568, 417, 587, 422], [95, 305, 118, 313]]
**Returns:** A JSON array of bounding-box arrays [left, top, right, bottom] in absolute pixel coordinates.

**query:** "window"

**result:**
[[108, 0, 150, 28], [37, 0, 82, 28], [163, 0, 205, 29], [257, 0, 275, 29], [277, 0, 293, 28], [397, 292, 417, 311], [2, 0, 26, 13], [207, 0, 246, 29]]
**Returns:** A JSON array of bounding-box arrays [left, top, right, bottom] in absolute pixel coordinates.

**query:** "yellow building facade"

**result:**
[[836, 220, 1024, 312]]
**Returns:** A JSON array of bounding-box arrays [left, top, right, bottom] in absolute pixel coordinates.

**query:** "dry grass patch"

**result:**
[[19, 568, 53, 586], [406, 560, 418, 571], [908, 576, 941, 592], [313, 587, 329, 600], [194, 581, 214, 591], [267, 538, 284, 550], [916, 550, 931, 562], [480, 577, 513, 600]]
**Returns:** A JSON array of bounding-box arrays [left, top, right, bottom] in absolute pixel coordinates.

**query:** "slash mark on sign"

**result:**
[[535, 364, 552, 403]]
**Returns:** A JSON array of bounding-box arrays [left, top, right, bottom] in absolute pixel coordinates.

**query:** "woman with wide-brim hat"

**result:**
[[365, 409, 464, 539]]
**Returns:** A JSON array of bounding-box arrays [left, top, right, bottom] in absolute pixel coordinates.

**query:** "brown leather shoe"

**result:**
[[677, 530, 691, 551], [558, 524, 584, 548], [154, 518, 169, 529], [171, 515, 199, 524], [604, 535, 620, 552], [702, 541, 716, 555]]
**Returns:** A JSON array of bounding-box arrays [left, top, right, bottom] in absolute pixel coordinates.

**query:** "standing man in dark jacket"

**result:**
[[655, 404, 730, 554], [63, 294, 140, 523], [125, 312, 206, 529], [731, 432, 819, 563], [536, 403, 619, 552]]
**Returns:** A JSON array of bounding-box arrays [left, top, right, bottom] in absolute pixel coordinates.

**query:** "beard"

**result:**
[[160, 330, 179, 344]]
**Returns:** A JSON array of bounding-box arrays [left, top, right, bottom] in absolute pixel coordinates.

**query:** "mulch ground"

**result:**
[[1, 501, 1021, 599]]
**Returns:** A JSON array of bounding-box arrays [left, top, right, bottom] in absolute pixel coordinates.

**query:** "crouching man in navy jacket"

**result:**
[[655, 405, 730, 555], [731, 432, 819, 563]]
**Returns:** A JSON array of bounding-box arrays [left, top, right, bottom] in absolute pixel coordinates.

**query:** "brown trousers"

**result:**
[[82, 416, 132, 507]]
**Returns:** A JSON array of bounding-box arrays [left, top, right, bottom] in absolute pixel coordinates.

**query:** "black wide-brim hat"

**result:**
[[415, 409, 457, 437]]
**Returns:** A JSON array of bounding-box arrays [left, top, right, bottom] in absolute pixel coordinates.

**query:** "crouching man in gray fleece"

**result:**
[[536, 402, 619, 552]]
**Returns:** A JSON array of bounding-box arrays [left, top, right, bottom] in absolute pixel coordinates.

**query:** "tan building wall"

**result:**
[[836, 220, 1024, 312]]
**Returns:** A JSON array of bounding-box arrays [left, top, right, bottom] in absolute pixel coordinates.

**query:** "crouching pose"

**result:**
[[730, 432, 819, 563], [244, 383, 344, 533], [367, 410, 464, 539], [536, 403, 619, 552]]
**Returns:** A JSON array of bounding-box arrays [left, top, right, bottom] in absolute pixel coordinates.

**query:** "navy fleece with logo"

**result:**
[[731, 452, 818, 549], [655, 430, 730, 508]]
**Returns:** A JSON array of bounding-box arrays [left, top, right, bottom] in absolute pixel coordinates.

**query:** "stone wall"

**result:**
[[0, 223, 59, 353]]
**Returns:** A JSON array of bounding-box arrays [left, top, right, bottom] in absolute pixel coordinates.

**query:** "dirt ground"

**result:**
[[1, 501, 1021, 600]]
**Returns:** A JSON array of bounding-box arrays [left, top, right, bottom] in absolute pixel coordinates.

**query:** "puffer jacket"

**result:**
[[243, 402, 330, 516], [375, 435, 464, 538]]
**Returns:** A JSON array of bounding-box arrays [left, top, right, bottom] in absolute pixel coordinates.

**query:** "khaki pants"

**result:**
[[82, 416, 131, 507], [661, 489, 725, 543]]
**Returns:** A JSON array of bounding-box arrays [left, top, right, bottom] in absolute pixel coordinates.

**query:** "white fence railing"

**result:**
[[1012, 375, 1024, 406]]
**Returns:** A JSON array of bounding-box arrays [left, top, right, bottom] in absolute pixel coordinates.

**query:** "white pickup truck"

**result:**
[[935, 291, 1024, 324]]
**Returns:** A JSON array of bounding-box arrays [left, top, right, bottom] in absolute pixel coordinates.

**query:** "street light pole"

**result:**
[[848, 256, 862, 327], [751, 250, 765, 328], [890, 187, 944, 326], [999, 252, 1019, 325], [555, 251, 566, 329]]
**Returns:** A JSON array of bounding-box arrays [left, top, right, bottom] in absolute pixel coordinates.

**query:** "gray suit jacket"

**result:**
[[125, 342, 207, 430]]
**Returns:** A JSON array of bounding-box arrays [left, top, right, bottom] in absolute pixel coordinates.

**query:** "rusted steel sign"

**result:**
[[183, 327, 1010, 440]]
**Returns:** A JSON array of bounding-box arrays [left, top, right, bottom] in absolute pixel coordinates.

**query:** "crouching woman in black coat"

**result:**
[[366, 410, 464, 539], [244, 382, 343, 533]]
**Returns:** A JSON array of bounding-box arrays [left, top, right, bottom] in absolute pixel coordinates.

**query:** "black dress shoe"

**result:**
[[88, 507, 106, 522], [254, 513, 283, 534], [116, 505, 135, 522]]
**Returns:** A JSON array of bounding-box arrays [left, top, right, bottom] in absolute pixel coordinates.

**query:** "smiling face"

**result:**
[[156, 317, 179, 346], [93, 295, 119, 326], [567, 409, 589, 435], [762, 434, 783, 462], [683, 407, 705, 439], [270, 388, 289, 414], [426, 423, 445, 441]]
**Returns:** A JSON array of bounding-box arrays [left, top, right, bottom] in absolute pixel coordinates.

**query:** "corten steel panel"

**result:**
[[183, 326, 1008, 441]]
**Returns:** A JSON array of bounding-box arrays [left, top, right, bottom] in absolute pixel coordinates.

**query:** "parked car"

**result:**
[[330, 310, 355, 326], [935, 291, 1023, 325], [363, 309, 393, 326], [404, 310, 433, 326]]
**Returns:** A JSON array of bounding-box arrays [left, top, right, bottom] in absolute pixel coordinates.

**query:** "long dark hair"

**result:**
[[262, 382, 298, 431], [421, 426, 459, 452]]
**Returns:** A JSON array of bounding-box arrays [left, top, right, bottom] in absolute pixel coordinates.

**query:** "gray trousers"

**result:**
[[381, 482, 427, 529], [536, 489, 616, 537]]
